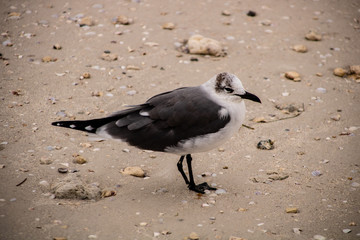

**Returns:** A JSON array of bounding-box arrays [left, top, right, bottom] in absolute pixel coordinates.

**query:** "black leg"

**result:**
[[177, 155, 189, 184], [186, 154, 217, 194]]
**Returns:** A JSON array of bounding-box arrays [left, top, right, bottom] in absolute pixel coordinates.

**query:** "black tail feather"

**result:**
[[51, 117, 116, 134]]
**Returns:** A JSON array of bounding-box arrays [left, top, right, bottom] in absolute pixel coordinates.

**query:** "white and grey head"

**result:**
[[203, 72, 261, 103]]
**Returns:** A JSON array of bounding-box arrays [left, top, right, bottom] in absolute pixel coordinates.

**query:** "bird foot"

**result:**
[[188, 182, 216, 194]]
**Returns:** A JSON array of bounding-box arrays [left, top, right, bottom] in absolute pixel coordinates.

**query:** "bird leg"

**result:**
[[185, 154, 216, 194], [177, 155, 190, 184]]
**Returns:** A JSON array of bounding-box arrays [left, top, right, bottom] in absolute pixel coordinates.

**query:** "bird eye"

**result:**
[[224, 87, 234, 93]]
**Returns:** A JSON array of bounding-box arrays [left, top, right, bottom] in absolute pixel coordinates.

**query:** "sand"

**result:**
[[1, 0, 359, 239]]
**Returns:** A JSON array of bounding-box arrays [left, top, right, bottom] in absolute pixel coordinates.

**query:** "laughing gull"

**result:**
[[52, 72, 261, 193]]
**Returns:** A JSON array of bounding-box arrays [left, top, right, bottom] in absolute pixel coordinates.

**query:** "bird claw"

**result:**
[[188, 182, 216, 194]]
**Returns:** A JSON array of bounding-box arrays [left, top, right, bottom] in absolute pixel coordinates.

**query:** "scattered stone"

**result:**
[[73, 154, 87, 164], [51, 173, 101, 200], [188, 232, 200, 240], [316, 72, 323, 77], [139, 222, 148, 227], [342, 229, 351, 233], [79, 17, 94, 27], [293, 228, 302, 234], [101, 189, 116, 198], [257, 139, 274, 150], [247, 11, 257, 17], [286, 207, 299, 213], [112, 15, 133, 25], [162, 22, 175, 30], [58, 168, 68, 174], [292, 44, 308, 53], [313, 234, 326, 240], [40, 157, 53, 165], [351, 182, 360, 187], [305, 31, 322, 41], [42, 56, 57, 62], [333, 67, 347, 77], [53, 237, 67, 240], [285, 71, 301, 82], [180, 34, 226, 57], [121, 166, 145, 178], [101, 53, 118, 61], [53, 44, 62, 50], [229, 237, 246, 240], [349, 222, 357, 226], [222, 10, 231, 16]]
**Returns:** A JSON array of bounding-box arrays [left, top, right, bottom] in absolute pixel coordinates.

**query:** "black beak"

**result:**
[[238, 91, 261, 103]]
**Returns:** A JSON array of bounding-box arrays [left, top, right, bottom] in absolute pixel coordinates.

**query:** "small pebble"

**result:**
[[101, 53, 117, 61], [58, 168, 68, 174], [292, 44, 307, 53], [40, 157, 53, 165], [351, 182, 359, 187], [215, 189, 226, 194], [316, 87, 326, 94], [305, 31, 322, 41], [79, 17, 94, 27], [73, 155, 87, 164], [257, 139, 274, 150], [112, 15, 133, 25], [285, 71, 301, 82], [330, 114, 341, 121], [333, 68, 347, 77], [293, 228, 302, 234], [247, 10, 257, 17], [286, 207, 299, 213], [342, 229, 351, 233], [313, 235, 326, 240], [312, 170, 322, 177], [188, 232, 199, 240], [219, 10, 230, 16], [162, 22, 175, 30], [53, 44, 62, 50], [121, 166, 145, 178]]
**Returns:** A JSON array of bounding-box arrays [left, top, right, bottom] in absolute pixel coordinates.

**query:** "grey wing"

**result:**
[[98, 86, 230, 152]]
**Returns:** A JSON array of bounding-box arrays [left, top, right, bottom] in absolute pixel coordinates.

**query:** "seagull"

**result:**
[[52, 72, 261, 193]]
